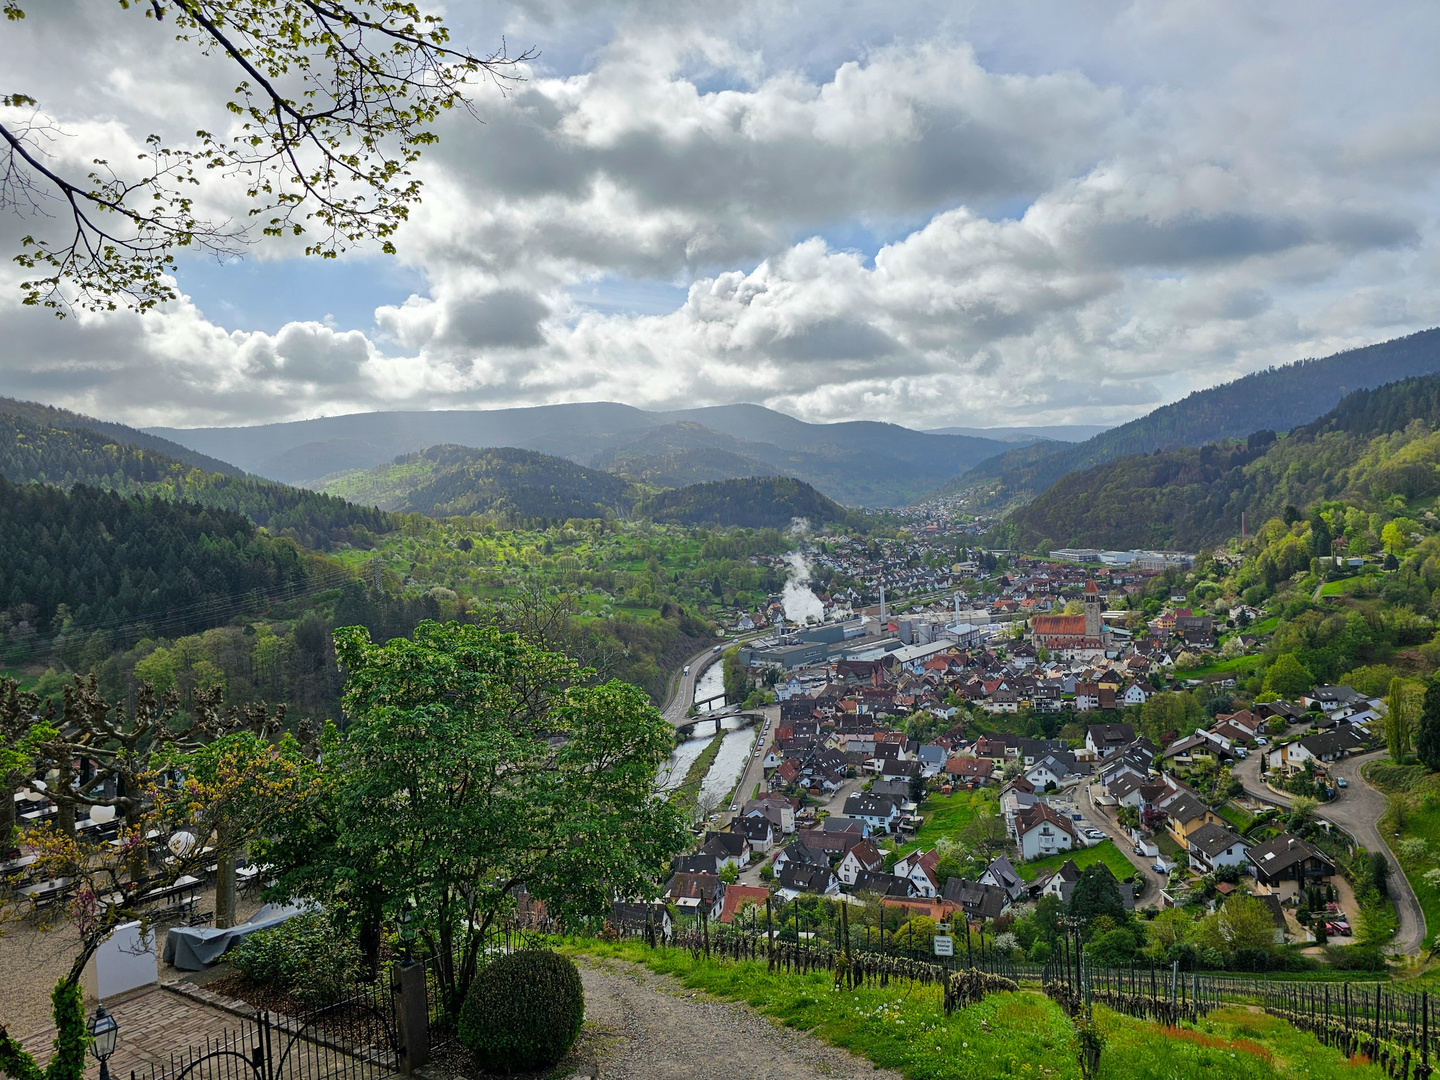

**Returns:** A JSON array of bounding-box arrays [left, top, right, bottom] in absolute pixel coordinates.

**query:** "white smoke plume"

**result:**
[[782, 550, 825, 625]]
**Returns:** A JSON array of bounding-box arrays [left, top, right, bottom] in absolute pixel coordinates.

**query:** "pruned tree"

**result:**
[[1, 2, 531, 314], [10, 675, 311, 927]]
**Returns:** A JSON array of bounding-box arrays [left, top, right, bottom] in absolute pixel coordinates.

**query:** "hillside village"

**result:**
[[658, 552, 1385, 957]]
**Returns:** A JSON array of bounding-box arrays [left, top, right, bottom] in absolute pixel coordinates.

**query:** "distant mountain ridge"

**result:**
[[946, 328, 1440, 510], [149, 401, 1032, 507], [1000, 372, 1440, 551]]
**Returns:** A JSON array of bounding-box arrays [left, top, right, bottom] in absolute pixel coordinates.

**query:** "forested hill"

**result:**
[[0, 397, 244, 476], [0, 479, 314, 644], [636, 477, 845, 529], [319, 445, 644, 522], [1000, 373, 1440, 551], [950, 328, 1440, 507], [0, 408, 393, 549]]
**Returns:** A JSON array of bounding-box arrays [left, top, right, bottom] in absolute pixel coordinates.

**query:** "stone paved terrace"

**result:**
[[18, 985, 250, 1080]]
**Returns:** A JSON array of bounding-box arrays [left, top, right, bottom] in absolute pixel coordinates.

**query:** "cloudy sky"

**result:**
[[1, 0, 1437, 431]]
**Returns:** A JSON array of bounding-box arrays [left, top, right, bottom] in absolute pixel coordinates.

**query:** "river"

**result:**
[[654, 661, 755, 804]]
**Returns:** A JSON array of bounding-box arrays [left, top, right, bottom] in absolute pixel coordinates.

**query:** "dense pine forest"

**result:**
[[0, 409, 393, 549]]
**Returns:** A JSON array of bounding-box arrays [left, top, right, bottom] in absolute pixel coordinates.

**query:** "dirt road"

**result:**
[[572, 956, 900, 1080]]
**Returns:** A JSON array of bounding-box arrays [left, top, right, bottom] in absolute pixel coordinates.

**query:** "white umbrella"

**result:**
[[168, 831, 197, 857], [88, 803, 117, 825]]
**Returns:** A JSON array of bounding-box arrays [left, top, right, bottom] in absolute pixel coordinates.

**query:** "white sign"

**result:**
[[933, 935, 954, 957]]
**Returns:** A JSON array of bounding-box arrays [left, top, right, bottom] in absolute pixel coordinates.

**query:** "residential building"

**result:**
[[1186, 822, 1250, 874], [837, 839, 885, 885], [1248, 833, 1336, 901], [1015, 803, 1077, 860]]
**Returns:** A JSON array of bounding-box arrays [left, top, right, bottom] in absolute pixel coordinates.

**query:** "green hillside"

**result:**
[[0, 396, 245, 476], [1000, 374, 1440, 551], [0, 407, 392, 549], [319, 444, 645, 521], [636, 476, 845, 529], [946, 328, 1440, 512]]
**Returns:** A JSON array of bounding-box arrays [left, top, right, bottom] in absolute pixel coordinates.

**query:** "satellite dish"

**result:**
[[168, 831, 197, 857], [88, 803, 117, 825]]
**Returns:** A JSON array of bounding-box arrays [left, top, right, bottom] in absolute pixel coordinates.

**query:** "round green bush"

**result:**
[[459, 950, 585, 1072]]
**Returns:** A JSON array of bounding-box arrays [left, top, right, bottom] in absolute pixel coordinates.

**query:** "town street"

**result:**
[[1074, 782, 1170, 901], [1234, 749, 1425, 956]]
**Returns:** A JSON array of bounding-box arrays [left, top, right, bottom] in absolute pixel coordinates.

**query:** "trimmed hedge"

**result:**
[[459, 950, 585, 1072]]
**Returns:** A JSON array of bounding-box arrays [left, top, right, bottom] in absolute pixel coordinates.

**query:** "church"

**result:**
[[1030, 578, 1111, 660]]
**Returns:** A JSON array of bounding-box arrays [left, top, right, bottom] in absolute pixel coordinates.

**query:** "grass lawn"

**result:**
[[1218, 802, 1254, 829], [1252, 616, 1281, 635], [1366, 759, 1440, 950], [566, 940, 1387, 1080], [1185, 655, 1265, 680], [1016, 840, 1142, 882], [892, 792, 989, 859], [1154, 832, 1183, 858]]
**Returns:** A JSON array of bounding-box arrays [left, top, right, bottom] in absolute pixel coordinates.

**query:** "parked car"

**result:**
[[1337, 777, 1348, 788], [1255, 736, 1268, 745], [1134, 844, 1146, 856]]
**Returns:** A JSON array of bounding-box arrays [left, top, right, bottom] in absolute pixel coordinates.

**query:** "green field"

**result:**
[[892, 791, 989, 859], [566, 939, 1387, 1080], [1016, 839, 1142, 882]]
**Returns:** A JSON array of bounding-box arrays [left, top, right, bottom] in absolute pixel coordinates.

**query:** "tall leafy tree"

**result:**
[[265, 620, 687, 1015], [1386, 676, 1422, 763], [1417, 677, 1440, 771], [1067, 864, 1127, 931]]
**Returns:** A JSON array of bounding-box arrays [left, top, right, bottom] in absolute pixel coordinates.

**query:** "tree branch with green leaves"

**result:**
[[1, 1, 532, 314]]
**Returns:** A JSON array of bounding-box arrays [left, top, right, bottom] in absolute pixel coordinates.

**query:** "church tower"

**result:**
[[1083, 577, 1102, 644]]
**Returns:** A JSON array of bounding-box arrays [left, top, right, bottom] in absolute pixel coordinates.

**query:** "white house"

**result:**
[[1186, 823, 1250, 874], [836, 840, 885, 885], [892, 848, 941, 898], [1014, 804, 1077, 861]]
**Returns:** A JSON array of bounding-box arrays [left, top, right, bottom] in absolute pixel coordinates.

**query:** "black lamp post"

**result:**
[[87, 1004, 119, 1080]]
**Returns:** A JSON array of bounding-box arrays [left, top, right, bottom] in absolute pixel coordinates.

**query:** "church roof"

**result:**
[[1032, 615, 1088, 637]]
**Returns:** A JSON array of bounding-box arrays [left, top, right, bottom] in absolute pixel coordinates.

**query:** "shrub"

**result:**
[[231, 913, 362, 1007], [459, 950, 585, 1072], [1231, 947, 1270, 972], [1325, 945, 1388, 971]]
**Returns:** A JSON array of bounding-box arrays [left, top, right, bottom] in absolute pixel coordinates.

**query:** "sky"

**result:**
[[1, 1, 1438, 431]]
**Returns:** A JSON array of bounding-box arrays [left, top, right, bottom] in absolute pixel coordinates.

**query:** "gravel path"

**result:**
[[572, 955, 900, 1080]]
